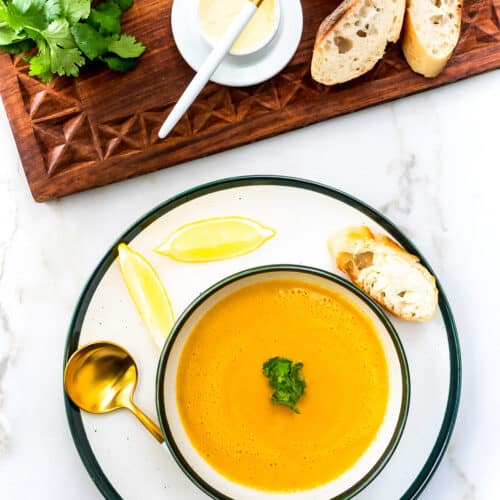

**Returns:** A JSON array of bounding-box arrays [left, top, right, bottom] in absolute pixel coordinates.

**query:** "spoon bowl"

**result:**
[[64, 341, 163, 442]]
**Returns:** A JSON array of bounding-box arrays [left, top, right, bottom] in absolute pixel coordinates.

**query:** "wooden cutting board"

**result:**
[[1, 0, 499, 201]]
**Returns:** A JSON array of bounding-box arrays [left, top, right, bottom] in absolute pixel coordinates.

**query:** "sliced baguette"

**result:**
[[328, 226, 438, 321], [402, 0, 463, 77], [311, 0, 405, 85]]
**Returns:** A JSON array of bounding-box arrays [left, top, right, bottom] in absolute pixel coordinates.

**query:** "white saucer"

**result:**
[[171, 0, 304, 87]]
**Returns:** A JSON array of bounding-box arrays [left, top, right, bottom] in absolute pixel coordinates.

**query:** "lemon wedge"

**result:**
[[118, 243, 175, 349], [155, 216, 276, 262]]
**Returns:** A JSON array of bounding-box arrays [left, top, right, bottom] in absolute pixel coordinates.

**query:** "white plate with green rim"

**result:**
[[64, 176, 461, 499]]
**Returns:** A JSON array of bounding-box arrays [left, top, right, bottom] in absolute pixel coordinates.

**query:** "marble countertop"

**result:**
[[1, 70, 499, 499]]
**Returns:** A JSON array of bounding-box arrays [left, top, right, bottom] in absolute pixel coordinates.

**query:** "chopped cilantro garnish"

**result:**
[[263, 357, 306, 414]]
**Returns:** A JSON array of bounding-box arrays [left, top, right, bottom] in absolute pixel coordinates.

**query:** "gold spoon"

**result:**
[[64, 341, 163, 443]]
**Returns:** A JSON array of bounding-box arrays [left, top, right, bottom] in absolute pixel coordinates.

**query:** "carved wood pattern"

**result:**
[[0, 0, 499, 201]]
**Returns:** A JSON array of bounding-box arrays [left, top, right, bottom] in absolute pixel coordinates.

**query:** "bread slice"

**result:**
[[328, 226, 438, 321], [311, 0, 405, 85], [402, 0, 463, 77]]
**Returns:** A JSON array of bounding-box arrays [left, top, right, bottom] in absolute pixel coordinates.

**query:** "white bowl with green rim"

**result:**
[[156, 264, 410, 499]]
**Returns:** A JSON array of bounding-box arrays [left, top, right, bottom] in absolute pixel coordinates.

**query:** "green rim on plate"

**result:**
[[156, 264, 411, 500], [63, 175, 461, 500]]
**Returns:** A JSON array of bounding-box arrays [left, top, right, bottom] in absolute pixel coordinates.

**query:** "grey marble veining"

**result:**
[[0, 178, 18, 456]]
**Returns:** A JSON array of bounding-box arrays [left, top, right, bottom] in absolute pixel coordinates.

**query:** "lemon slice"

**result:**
[[155, 216, 276, 262], [118, 243, 175, 349]]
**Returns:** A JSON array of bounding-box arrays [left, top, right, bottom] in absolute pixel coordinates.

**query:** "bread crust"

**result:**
[[328, 226, 438, 321], [311, 0, 405, 85], [402, 0, 463, 77], [314, 0, 360, 46]]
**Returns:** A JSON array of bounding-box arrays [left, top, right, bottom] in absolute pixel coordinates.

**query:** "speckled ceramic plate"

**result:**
[[63, 176, 461, 499]]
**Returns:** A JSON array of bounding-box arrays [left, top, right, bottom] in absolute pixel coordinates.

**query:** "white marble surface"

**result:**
[[0, 69, 499, 499]]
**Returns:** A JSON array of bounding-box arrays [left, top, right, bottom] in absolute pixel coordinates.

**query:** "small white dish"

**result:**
[[171, 0, 303, 87], [197, 0, 282, 57]]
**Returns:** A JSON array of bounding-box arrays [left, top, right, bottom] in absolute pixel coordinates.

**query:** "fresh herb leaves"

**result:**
[[88, 0, 122, 35], [39, 19, 86, 78], [262, 357, 306, 414], [59, 0, 92, 25], [0, 0, 146, 82], [108, 33, 145, 58], [101, 53, 137, 72], [71, 23, 108, 60]]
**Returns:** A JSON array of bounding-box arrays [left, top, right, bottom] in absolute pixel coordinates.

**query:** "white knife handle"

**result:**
[[158, 1, 257, 139]]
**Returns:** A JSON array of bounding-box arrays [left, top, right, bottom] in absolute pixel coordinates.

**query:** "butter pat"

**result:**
[[199, 0, 278, 54]]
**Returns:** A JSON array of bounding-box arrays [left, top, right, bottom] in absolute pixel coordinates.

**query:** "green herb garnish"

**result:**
[[0, 0, 146, 82], [262, 357, 306, 414]]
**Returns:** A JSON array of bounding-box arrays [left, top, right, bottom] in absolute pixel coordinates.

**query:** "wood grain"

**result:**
[[0, 0, 499, 201]]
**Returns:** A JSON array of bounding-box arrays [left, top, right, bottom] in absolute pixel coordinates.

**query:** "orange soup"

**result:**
[[176, 279, 389, 492]]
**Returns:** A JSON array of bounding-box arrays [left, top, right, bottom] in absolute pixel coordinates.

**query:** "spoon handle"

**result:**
[[158, 0, 257, 139], [128, 401, 164, 443]]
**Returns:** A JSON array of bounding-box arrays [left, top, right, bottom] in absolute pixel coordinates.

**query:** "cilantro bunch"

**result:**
[[0, 0, 146, 82]]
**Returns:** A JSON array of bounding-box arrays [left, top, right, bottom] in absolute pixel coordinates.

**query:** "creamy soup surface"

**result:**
[[176, 279, 389, 492]]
